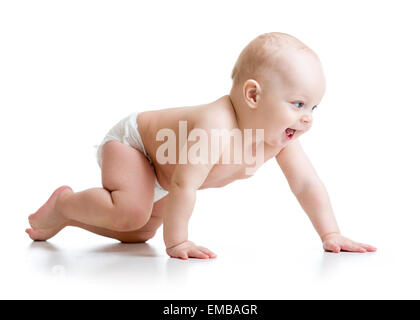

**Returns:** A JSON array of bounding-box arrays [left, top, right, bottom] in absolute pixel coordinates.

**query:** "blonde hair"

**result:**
[[231, 32, 313, 86]]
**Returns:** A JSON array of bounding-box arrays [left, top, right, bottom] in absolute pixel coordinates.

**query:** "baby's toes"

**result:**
[[25, 228, 45, 241], [25, 226, 61, 241], [28, 214, 37, 228]]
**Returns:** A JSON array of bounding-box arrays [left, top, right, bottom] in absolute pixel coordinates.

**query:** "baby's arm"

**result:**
[[164, 123, 227, 260], [164, 159, 214, 259], [276, 140, 376, 253]]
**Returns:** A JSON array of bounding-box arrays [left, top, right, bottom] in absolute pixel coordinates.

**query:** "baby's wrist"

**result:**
[[166, 239, 190, 250], [320, 231, 340, 241]]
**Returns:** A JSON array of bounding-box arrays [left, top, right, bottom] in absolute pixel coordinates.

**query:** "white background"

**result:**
[[1, 0, 419, 299]]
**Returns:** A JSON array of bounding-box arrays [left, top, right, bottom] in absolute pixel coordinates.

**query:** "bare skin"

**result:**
[[27, 40, 376, 259], [27, 97, 258, 259], [27, 189, 168, 243]]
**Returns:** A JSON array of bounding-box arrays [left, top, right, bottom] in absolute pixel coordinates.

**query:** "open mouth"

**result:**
[[285, 128, 296, 139]]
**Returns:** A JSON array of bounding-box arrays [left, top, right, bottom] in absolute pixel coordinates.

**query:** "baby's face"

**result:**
[[260, 50, 326, 147]]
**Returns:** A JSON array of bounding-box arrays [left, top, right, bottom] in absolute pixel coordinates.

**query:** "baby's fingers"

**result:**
[[188, 248, 209, 259], [341, 241, 366, 253], [358, 243, 377, 252], [197, 246, 217, 258], [323, 241, 341, 253], [171, 250, 189, 260], [166, 247, 189, 260]]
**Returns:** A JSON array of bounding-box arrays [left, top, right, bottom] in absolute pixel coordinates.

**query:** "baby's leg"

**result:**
[[70, 200, 165, 242], [28, 141, 156, 233], [27, 195, 167, 242]]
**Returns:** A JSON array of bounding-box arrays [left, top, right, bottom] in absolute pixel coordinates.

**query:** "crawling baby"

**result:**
[[26, 32, 376, 259]]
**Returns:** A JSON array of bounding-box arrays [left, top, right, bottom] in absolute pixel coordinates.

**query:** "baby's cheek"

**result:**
[[284, 109, 297, 123]]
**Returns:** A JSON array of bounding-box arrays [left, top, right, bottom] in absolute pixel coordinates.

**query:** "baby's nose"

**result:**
[[301, 113, 312, 125]]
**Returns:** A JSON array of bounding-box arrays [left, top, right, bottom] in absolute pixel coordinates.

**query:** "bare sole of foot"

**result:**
[[28, 185, 73, 230], [25, 225, 64, 241]]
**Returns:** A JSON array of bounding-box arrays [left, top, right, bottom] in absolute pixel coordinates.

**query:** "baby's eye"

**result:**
[[312, 105, 318, 111], [293, 102, 304, 108]]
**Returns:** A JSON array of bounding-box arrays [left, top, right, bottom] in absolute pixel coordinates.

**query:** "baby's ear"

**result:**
[[243, 79, 261, 109]]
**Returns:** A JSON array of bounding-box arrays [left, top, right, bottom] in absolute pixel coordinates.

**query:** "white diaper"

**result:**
[[94, 112, 169, 203]]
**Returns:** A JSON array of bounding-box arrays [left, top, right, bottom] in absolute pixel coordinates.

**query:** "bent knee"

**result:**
[[111, 206, 152, 232], [119, 230, 156, 243]]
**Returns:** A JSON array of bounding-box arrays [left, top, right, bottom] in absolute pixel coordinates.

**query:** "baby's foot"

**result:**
[[28, 185, 73, 230], [25, 225, 64, 241]]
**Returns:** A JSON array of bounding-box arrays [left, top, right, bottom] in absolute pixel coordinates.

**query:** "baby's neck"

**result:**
[[225, 93, 264, 149], [226, 93, 245, 132]]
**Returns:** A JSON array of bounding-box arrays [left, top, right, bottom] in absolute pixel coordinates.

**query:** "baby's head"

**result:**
[[229, 32, 326, 147]]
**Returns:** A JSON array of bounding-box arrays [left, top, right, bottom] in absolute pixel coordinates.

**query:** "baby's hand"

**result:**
[[166, 240, 217, 260], [322, 233, 377, 253]]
